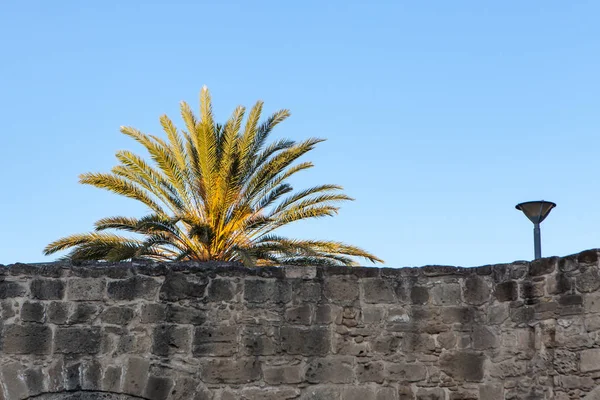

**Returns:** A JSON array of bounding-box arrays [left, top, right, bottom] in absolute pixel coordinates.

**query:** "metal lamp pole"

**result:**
[[515, 201, 556, 260]]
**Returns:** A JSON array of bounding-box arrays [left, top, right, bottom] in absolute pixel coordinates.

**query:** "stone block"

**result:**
[[411, 286, 430, 304], [102, 365, 122, 392], [521, 280, 545, 299], [463, 275, 490, 305], [431, 282, 461, 305], [67, 278, 106, 300], [166, 304, 206, 325], [439, 351, 485, 382], [141, 303, 167, 323], [280, 326, 331, 356], [47, 301, 69, 324], [55, 327, 102, 354], [306, 357, 354, 383], [324, 276, 359, 305], [356, 361, 385, 383], [81, 360, 102, 390], [68, 303, 100, 324], [200, 358, 261, 384], [300, 386, 342, 400], [24, 367, 45, 397], [153, 324, 192, 356], [577, 266, 600, 293], [363, 278, 396, 303], [263, 363, 304, 384], [479, 384, 504, 400], [1, 362, 28, 399], [244, 279, 291, 303], [160, 273, 208, 301], [108, 275, 161, 301], [206, 279, 236, 302], [101, 306, 135, 325], [387, 362, 427, 382], [285, 304, 312, 324], [243, 326, 279, 356], [580, 348, 600, 372], [495, 281, 518, 302], [240, 387, 301, 400], [21, 301, 45, 322], [123, 356, 150, 396], [0, 280, 26, 299], [193, 325, 237, 356], [416, 388, 446, 400], [341, 387, 379, 400], [472, 326, 498, 350], [2, 323, 52, 354], [31, 278, 65, 299], [529, 257, 556, 276], [144, 376, 174, 400], [315, 304, 341, 324]]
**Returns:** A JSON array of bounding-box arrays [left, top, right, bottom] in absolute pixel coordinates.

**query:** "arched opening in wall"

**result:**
[[26, 392, 149, 400]]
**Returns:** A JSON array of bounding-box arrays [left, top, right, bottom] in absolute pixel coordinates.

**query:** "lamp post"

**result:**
[[515, 201, 556, 260]]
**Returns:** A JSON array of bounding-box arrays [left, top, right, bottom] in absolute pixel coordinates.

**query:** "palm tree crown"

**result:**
[[44, 87, 382, 266]]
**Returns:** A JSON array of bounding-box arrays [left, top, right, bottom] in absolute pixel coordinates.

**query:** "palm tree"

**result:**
[[44, 87, 383, 267]]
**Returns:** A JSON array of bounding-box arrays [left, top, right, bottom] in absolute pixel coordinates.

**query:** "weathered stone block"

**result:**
[[101, 306, 135, 325], [341, 387, 379, 400], [31, 278, 65, 299], [160, 273, 208, 301], [463, 275, 490, 305], [102, 365, 122, 392], [479, 384, 503, 400], [495, 281, 518, 302], [244, 279, 291, 303], [411, 286, 430, 304], [439, 351, 485, 382], [21, 301, 45, 322], [200, 359, 261, 384], [521, 280, 545, 299], [529, 257, 556, 276], [472, 326, 497, 349], [357, 361, 385, 383], [285, 304, 312, 324], [306, 357, 354, 383], [1, 362, 28, 399], [324, 276, 359, 304], [263, 363, 304, 384], [316, 304, 341, 324], [363, 279, 396, 303], [431, 282, 461, 305], [55, 327, 102, 354], [153, 324, 192, 356], [206, 279, 236, 302], [3, 324, 52, 354], [387, 362, 427, 382], [68, 303, 100, 324], [166, 304, 206, 325], [123, 357, 150, 396], [580, 348, 600, 372], [193, 325, 237, 356], [577, 266, 600, 293], [67, 278, 105, 300], [47, 301, 69, 324], [416, 388, 446, 400], [243, 326, 279, 356], [141, 303, 167, 323], [144, 376, 174, 400], [300, 386, 342, 400], [108, 275, 161, 301], [0, 279, 26, 299], [240, 387, 301, 400], [280, 326, 331, 355]]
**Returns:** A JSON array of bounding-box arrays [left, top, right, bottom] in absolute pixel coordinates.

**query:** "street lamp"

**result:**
[[515, 200, 556, 260]]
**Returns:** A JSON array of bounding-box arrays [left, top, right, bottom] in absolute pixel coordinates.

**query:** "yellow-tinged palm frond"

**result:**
[[45, 87, 383, 266]]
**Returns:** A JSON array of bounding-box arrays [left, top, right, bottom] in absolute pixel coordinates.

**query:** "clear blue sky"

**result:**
[[1, 1, 599, 267]]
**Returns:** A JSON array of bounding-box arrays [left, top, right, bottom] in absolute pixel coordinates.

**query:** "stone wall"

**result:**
[[2, 250, 600, 399]]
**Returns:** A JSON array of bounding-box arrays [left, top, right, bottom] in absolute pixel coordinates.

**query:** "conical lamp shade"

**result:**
[[515, 201, 556, 224]]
